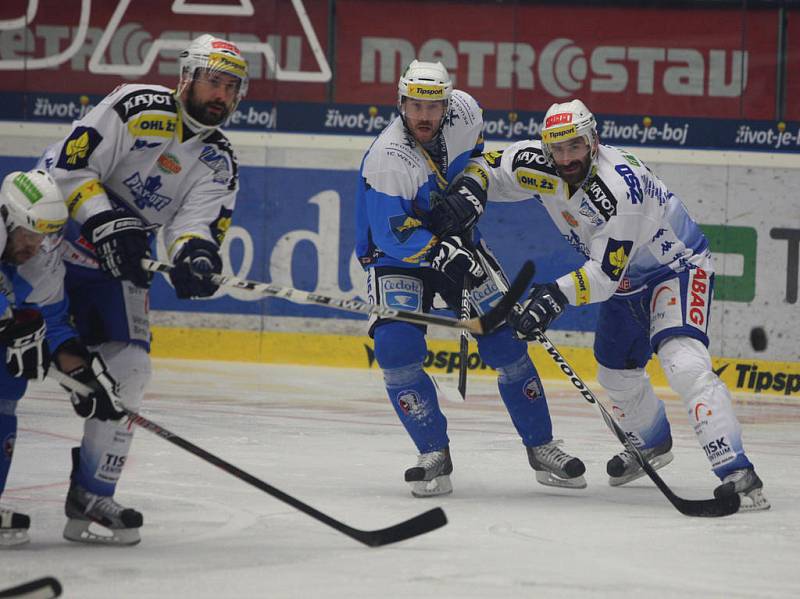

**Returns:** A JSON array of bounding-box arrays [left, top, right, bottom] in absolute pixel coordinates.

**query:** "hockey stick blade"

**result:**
[[0, 577, 62, 599], [142, 258, 534, 336], [50, 370, 449, 546], [534, 331, 740, 517]]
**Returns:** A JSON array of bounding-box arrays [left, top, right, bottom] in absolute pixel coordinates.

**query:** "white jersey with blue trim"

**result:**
[[355, 89, 484, 268], [0, 227, 76, 351], [39, 83, 238, 268], [470, 141, 708, 305]]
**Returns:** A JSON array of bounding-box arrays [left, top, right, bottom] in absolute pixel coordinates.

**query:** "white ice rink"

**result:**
[[1, 359, 798, 599]]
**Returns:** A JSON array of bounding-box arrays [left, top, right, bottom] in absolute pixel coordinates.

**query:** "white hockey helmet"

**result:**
[[541, 99, 598, 165], [398, 60, 453, 106], [0, 169, 67, 235], [177, 34, 249, 127]]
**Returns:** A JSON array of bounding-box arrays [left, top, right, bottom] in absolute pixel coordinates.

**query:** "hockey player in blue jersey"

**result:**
[[0, 169, 127, 546], [356, 60, 586, 497], [468, 99, 768, 511]]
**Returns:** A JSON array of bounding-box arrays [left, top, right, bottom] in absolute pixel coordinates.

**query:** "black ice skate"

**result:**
[[63, 447, 142, 545], [527, 440, 587, 489], [404, 447, 453, 497], [714, 468, 770, 512], [0, 507, 30, 546], [606, 436, 673, 487]]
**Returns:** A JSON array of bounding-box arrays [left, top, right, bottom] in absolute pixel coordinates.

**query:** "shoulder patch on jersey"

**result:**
[[515, 168, 558, 195], [601, 238, 633, 281], [113, 89, 176, 122], [389, 214, 423, 244], [482, 150, 504, 168], [210, 206, 233, 245], [614, 164, 644, 204], [200, 132, 239, 190], [585, 176, 618, 221], [57, 126, 103, 171]]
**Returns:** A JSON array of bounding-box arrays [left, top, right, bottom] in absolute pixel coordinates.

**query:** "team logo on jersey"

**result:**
[[515, 169, 557, 194], [389, 214, 422, 244], [157, 152, 181, 174], [601, 238, 632, 281], [585, 177, 617, 221], [199, 145, 232, 185], [482, 150, 503, 168], [380, 275, 422, 312], [57, 126, 103, 170], [561, 210, 578, 227], [123, 173, 172, 210]]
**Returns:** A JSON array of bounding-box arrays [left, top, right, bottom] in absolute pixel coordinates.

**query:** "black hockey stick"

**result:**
[[532, 330, 740, 517], [49, 370, 447, 546], [457, 274, 471, 398], [142, 258, 535, 336], [0, 577, 62, 599]]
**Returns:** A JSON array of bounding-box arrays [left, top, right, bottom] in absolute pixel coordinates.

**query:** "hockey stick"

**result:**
[[142, 258, 535, 336], [475, 257, 740, 517], [531, 331, 740, 517], [49, 369, 449, 547], [0, 577, 62, 599], [457, 276, 471, 399]]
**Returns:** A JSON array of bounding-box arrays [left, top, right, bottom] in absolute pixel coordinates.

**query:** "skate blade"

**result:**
[[63, 519, 141, 546], [0, 528, 30, 547], [738, 489, 771, 512], [608, 451, 674, 487], [410, 475, 453, 498], [535, 471, 587, 489]]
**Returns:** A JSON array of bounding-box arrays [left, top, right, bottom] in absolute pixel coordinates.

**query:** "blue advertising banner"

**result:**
[[2, 91, 799, 153]]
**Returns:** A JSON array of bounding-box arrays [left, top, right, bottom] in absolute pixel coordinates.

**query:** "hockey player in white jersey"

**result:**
[[465, 99, 768, 511], [0, 169, 127, 546], [356, 60, 586, 497], [38, 35, 249, 543]]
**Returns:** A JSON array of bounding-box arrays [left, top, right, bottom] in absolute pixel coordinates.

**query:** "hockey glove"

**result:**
[[0, 308, 50, 380], [81, 211, 152, 288], [428, 235, 484, 284], [428, 176, 487, 237], [508, 282, 568, 339], [67, 354, 125, 421], [169, 238, 223, 299]]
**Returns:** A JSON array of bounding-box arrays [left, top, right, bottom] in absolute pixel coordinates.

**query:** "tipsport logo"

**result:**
[[716, 363, 800, 396], [324, 106, 395, 134], [364, 344, 494, 374]]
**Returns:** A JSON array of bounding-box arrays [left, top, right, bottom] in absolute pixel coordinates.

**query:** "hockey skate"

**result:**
[[606, 436, 673, 487], [527, 440, 587, 489], [714, 468, 770, 512], [0, 507, 30, 546], [404, 447, 453, 497], [63, 448, 142, 545]]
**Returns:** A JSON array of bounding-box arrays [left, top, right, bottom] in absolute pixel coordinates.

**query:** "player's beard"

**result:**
[[556, 154, 591, 186], [186, 85, 230, 127]]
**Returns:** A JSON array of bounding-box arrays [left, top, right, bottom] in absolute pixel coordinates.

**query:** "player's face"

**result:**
[[183, 70, 241, 126], [549, 137, 592, 185], [3, 227, 44, 265], [402, 99, 446, 144]]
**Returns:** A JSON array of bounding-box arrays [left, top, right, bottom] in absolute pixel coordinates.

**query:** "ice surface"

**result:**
[[1, 360, 797, 598]]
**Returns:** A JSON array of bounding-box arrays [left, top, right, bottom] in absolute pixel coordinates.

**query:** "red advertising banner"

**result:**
[[785, 8, 800, 122], [0, 0, 330, 102], [335, 0, 778, 119]]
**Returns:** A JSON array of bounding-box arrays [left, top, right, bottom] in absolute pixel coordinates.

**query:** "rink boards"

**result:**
[[0, 123, 798, 398]]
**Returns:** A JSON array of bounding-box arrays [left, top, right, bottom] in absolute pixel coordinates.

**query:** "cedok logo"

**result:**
[[380, 276, 422, 312]]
